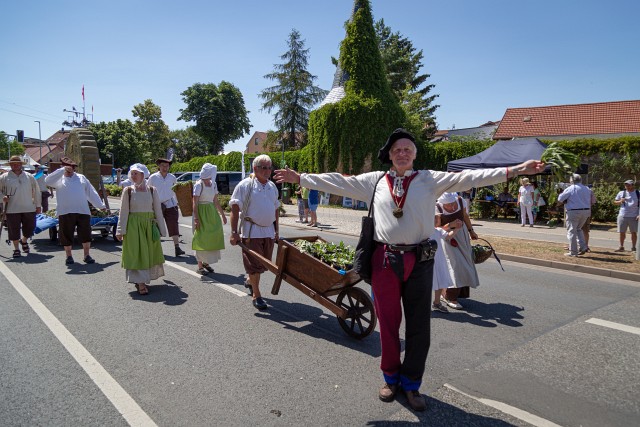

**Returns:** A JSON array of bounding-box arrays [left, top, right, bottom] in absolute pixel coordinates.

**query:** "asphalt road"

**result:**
[[1, 199, 639, 426]]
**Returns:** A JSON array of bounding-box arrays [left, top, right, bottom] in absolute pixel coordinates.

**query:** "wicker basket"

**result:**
[[173, 182, 193, 217], [472, 238, 495, 264]]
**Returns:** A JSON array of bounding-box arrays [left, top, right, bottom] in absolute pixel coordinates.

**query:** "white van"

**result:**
[[175, 171, 243, 195]]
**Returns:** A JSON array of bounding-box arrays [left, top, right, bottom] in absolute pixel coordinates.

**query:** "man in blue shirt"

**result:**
[[558, 174, 595, 257], [614, 180, 639, 252]]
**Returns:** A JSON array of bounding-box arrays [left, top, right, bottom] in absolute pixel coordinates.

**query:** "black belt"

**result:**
[[568, 208, 590, 211], [376, 241, 417, 252]]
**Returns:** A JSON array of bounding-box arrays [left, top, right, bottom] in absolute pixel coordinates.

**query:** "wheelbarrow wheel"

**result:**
[[336, 287, 377, 339]]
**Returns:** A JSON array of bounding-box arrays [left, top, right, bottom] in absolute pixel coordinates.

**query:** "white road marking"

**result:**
[[179, 223, 192, 229], [585, 318, 640, 336], [0, 262, 157, 427], [444, 384, 563, 427], [163, 260, 247, 297]]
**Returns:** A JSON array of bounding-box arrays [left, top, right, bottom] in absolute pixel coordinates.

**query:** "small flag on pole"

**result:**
[[82, 85, 85, 101]]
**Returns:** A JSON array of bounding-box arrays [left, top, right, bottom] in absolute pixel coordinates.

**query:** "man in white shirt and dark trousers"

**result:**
[[45, 157, 106, 265], [147, 158, 185, 257], [614, 179, 639, 252], [558, 174, 595, 257], [0, 155, 42, 258]]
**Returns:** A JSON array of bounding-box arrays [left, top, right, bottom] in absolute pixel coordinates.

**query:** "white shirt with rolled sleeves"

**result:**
[[230, 177, 280, 239], [0, 171, 41, 213], [44, 168, 105, 215], [147, 172, 178, 208], [300, 168, 508, 245]]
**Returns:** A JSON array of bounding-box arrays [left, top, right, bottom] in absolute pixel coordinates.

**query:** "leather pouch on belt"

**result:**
[[417, 239, 437, 262]]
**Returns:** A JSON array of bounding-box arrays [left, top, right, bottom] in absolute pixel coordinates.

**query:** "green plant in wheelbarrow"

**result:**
[[293, 239, 355, 271]]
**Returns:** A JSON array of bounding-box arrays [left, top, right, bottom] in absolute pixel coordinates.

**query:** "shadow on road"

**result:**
[[433, 301, 524, 328], [254, 297, 381, 357], [129, 279, 188, 306], [366, 394, 519, 426]]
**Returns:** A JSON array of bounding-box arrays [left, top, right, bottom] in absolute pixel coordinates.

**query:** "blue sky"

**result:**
[[1, 0, 639, 155]]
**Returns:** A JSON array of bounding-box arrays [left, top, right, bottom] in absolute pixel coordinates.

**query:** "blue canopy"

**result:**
[[447, 138, 547, 172]]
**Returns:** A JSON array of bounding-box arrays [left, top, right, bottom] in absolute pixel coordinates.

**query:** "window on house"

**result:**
[[255, 138, 259, 145]]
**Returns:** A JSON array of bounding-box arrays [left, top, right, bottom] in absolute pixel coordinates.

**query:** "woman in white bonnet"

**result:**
[[116, 163, 167, 295], [435, 191, 479, 310], [517, 177, 535, 227], [192, 163, 227, 274]]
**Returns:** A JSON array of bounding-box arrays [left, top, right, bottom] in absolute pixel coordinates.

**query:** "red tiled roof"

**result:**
[[493, 100, 640, 139]]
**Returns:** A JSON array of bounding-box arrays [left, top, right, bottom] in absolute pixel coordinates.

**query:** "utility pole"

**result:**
[[34, 120, 42, 163]]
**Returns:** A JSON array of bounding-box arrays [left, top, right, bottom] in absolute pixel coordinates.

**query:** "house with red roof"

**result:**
[[493, 100, 640, 140]]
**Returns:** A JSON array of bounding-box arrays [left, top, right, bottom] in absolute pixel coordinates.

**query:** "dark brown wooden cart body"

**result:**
[[239, 236, 377, 339]]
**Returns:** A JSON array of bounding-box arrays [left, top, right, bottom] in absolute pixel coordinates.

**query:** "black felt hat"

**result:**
[[155, 158, 173, 165], [377, 128, 416, 165]]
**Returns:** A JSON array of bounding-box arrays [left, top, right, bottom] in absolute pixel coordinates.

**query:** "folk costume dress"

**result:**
[[435, 197, 480, 294], [117, 185, 167, 284], [300, 166, 508, 392], [192, 180, 225, 265], [431, 228, 455, 291]]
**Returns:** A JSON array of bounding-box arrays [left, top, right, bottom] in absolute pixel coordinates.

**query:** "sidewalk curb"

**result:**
[[282, 221, 640, 282], [498, 253, 640, 282]]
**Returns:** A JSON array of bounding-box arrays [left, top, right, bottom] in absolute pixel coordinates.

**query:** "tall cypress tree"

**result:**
[[308, 0, 405, 174], [260, 29, 327, 151]]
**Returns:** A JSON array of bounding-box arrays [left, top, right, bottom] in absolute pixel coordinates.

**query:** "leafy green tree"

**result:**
[[0, 131, 25, 158], [260, 29, 327, 150], [132, 99, 171, 162], [169, 127, 209, 161], [178, 82, 251, 154], [375, 19, 439, 139], [89, 120, 146, 169]]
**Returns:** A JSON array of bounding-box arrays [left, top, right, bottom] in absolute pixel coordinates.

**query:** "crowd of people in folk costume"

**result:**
[[23, 127, 640, 412]]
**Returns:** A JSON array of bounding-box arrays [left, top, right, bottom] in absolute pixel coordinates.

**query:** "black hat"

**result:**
[[377, 128, 416, 165], [155, 158, 172, 165]]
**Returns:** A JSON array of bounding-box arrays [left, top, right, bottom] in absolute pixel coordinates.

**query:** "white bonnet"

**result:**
[[128, 163, 150, 179], [199, 163, 217, 180], [437, 192, 458, 205]]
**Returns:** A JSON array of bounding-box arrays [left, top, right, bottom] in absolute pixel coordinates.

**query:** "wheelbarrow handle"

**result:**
[[237, 241, 279, 275]]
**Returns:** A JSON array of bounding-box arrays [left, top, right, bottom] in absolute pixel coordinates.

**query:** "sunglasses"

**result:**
[[255, 165, 273, 171]]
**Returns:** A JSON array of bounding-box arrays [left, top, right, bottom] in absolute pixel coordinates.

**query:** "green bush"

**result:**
[[218, 194, 231, 212], [591, 181, 620, 222], [105, 184, 122, 197]]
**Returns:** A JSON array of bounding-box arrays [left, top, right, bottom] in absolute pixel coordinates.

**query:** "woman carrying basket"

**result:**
[[435, 192, 479, 310], [192, 163, 227, 275], [116, 163, 167, 296]]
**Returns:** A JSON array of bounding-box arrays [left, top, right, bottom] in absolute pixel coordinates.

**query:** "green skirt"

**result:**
[[192, 202, 225, 251], [121, 212, 165, 270]]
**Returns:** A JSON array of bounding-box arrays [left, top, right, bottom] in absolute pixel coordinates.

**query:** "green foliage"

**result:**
[[541, 142, 581, 181], [375, 19, 439, 140], [169, 127, 209, 161], [260, 29, 327, 150], [591, 181, 621, 222], [307, 0, 405, 173], [178, 81, 251, 154], [546, 136, 640, 157], [293, 239, 355, 270], [104, 184, 122, 197], [218, 194, 231, 212], [89, 120, 146, 168], [0, 131, 25, 157], [132, 99, 171, 162], [418, 139, 495, 171]]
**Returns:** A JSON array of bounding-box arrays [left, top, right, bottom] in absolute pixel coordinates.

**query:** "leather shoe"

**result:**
[[65, 256, 75, 265], [378, 383, 398, 402], [253, 297, 268, 310], [84, 255, 95, 264], [405, 390, 427, 411], [175, 246, 185, 257]]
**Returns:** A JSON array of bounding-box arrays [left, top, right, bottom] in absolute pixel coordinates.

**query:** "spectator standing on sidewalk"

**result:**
[[558, 174, 594, 257], [0, 155, 41, 258], [614, 180, 639, 252], [295, 184, 306, 223], [45, 157, 106, 265], [517, 177, 535, 227], [147, 158, 186, 257], [307, 188, 319, 227], [301, 186, 310, 222]]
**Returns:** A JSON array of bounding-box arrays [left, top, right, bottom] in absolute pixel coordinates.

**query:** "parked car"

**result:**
[[175, 171, 244, 195]]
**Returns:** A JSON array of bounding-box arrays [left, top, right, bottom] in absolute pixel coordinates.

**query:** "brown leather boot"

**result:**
[[405, 390, 427, 411], [378, 383, 398, 402]]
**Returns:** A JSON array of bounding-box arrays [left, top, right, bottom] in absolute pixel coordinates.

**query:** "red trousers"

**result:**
[[371, 244, 433, 390]]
